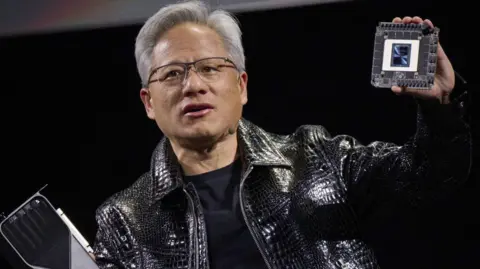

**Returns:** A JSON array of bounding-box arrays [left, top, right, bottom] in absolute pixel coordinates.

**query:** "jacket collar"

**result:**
[[149, 118, 291, 202], [237, 118, 291, 167]]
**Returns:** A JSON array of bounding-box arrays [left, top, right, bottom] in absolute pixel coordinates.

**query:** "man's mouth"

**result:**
[[182, 103, 214, 117]]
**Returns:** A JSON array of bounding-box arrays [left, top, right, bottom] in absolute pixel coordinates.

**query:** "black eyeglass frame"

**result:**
[[146, 57, 239, 86]]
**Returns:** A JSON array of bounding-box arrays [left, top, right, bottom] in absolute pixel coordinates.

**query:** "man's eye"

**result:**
[[160, 70, 184, 81], [201, 66, 219, 73], [165, 71, 182, 78]]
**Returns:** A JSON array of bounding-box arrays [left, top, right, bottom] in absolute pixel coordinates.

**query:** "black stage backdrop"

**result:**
[[0, 0, 477, 268]]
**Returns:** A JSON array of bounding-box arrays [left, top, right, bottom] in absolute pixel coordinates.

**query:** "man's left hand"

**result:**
[[391, 16, 455, 104]]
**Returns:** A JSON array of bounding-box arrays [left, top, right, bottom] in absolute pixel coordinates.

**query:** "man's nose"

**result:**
[[182, 69, 208, 96]]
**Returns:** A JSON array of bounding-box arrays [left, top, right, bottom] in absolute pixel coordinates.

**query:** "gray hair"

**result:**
[[134, 0, 246, 87]]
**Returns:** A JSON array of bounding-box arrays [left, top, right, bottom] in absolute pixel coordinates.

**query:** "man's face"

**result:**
[[140, 23, 248, 148]]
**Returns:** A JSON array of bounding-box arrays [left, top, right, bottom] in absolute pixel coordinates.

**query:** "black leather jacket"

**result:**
[[92, 95, 471, 269]]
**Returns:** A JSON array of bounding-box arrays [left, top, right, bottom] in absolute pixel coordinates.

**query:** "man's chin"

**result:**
[[179, 126, 228, 148], [183, 118, 218, 134], [181, 124, 211, 137]]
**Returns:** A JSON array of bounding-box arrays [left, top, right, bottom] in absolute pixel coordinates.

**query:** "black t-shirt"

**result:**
[[183, 159, 268, 269]]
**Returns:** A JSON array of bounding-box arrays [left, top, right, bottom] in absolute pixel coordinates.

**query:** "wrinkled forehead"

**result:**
[[152, 23, 228, 67]]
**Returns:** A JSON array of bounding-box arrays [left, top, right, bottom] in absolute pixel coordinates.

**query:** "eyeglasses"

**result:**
[[147, 57, 238, 88]]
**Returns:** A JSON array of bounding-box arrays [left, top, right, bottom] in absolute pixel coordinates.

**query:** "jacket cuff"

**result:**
[[415, 77, 470, 136]]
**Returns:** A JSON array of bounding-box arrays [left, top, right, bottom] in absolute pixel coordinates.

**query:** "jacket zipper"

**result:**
[[239, 165, 274, 269], [184, 188, 199, 269]]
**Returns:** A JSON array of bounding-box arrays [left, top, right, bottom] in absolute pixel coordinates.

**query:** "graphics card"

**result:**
[[0, 187, 98, 269]]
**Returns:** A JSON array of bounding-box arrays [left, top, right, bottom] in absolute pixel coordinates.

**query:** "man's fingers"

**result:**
[[412, 16, 423, 24], [391, 85, 439, 99], [392, 85, 433, 94], [391, 86, 403, 95], [402, 16, 413, 23], [423, 19, 434, 28], [393, 16, 433, 27]]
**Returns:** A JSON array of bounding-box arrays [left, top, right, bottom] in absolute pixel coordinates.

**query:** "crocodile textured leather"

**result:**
[[92, 94, 471, 269]]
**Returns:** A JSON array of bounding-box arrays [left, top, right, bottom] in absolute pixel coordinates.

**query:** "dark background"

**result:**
[[0, 0, 477, 268]]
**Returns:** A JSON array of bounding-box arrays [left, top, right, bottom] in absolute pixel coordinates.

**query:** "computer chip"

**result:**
[[370, 22, 439, 89]]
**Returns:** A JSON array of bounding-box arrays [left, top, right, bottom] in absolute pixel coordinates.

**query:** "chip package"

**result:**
[[371, 22, 440, 89]]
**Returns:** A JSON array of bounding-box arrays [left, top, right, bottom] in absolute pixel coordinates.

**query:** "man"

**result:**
[[92, 0, 471, 268]]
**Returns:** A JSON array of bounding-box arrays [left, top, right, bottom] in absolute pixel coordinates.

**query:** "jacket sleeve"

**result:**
[[92, 203, 131, 269], [324, 85, 472, 215]]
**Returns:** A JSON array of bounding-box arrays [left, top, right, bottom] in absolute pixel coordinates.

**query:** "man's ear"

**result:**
[[239, 71, 248, 105], [140, 88, 156, 120]]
